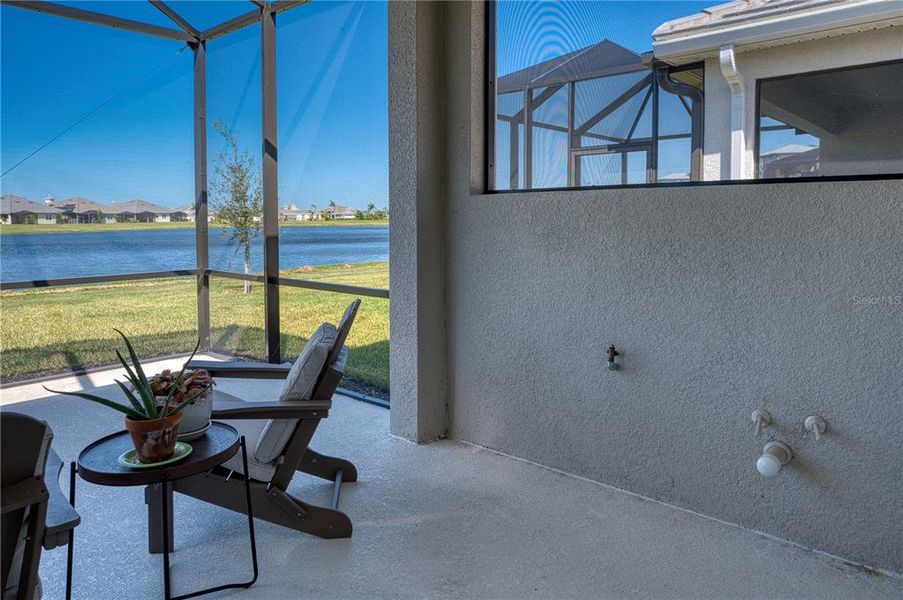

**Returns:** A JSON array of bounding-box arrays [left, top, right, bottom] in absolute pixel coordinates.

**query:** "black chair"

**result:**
[[1, 412, 80, 600]]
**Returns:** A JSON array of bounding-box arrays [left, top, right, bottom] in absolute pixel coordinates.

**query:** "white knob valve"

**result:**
[[805, 416, 827, 441], [756, 442, 792, 477], [751, 409, 772, 438]]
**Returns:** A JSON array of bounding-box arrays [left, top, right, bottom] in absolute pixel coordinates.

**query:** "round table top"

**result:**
[[77, 421, 240, 486]]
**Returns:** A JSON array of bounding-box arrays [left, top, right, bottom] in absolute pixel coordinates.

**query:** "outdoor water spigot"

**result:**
[[751, 409, 771, 438], [607, 345, 620, 371], [756, 441, 792, 477]]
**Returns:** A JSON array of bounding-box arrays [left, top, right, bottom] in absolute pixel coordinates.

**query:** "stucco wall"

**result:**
[[419, 1, 903, 573], [388, 1, 448, 442], [703, 26, 903, 180]]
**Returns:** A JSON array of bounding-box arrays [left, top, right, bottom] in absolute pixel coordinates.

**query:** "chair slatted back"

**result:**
[[270, 300, 360, 490], [327, 299, 360, 367], [1, 413, 51, 597]]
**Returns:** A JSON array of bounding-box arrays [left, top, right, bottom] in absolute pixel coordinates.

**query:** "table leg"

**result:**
[[66, 463, 76, 600], [240, 435, 259, 588], [163, 437, 259, 600], [147, 482, 174, 554], [161, 483, 172, 600]]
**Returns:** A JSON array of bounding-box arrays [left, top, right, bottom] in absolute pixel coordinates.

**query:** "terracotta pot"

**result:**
[[124, 412, 183, 463]]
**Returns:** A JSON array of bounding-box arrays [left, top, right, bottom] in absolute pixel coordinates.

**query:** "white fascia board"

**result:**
[[653, 0, 903, 63]]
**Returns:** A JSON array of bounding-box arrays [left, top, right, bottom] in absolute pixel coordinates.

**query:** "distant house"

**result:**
[[279, 204, 321, 221], [170, 204, 194, 222], [0, 195, 63, 225], [171, 204, 215, 223], [328, 203, 357, 220], [759, 144, 820, 179], [50, 197, 109, 223], [107, 199, 173, 223]]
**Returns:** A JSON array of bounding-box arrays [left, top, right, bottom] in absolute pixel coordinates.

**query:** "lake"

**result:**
[[0, 226, 389, 282]]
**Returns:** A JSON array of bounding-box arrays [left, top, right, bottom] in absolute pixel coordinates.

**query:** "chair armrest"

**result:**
[[212, 399, 331, 420], [1, 478, 47, 514], [187, 360, 293, 380], [43, 450, 80, 550]]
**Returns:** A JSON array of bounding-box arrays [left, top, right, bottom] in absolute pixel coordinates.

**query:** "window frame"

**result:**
[[485, 0, 903, 194]]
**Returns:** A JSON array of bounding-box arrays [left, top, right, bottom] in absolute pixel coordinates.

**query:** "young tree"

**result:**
[[211, 121, 261, 294]]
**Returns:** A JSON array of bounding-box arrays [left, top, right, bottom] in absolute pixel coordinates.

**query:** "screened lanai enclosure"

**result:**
[[492, 39, 703, 190], [0, 0, 389, 395]]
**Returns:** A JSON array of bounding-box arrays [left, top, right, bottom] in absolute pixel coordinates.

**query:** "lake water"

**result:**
[[0, 226, 389, 282]]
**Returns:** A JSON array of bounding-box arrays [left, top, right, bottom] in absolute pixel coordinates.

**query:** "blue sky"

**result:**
[[1, 0, 388, 210], [1, 1, 716, 207], [497, 0, 709, 75]]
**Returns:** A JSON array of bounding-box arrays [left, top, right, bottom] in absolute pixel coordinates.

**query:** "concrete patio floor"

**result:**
[[2, 361, 900, 599]]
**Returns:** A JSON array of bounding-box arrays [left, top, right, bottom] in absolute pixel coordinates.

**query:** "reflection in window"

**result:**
[[757, 61, 903, 179], [492, 1, 703, 191]]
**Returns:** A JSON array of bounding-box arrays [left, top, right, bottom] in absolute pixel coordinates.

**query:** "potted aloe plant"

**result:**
[[45, 330, 201, 464], [149, 368, 215, 434]]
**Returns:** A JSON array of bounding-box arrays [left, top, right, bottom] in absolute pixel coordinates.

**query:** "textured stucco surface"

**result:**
[[4, 374, 902, 599], [388, 1, 447, 442], [435, 1, 903, 574]]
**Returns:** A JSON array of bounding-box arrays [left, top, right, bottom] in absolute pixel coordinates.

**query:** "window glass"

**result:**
[[757, 61, 903, 178], [496, 92, 525, 190], [530, 86, 569, 189], [492, 2, 899, 189], [492, 1, 705, 190]]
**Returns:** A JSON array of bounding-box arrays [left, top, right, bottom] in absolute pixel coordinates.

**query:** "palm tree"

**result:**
[[366, 202, 375, 216], [309, 203, 317, 220]]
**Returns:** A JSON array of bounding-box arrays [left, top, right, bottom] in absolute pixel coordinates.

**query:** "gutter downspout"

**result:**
[[718, 44, 746, 179], [656, 68, 703, 181]]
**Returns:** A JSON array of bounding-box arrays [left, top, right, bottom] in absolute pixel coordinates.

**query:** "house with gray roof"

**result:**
[[169, 204, 193, 222], [49, 197, 109, 223], [0, 194, 63, 225], [279, 203, 322, 221], [106, 199, 173, 223], [327, 203, 357, 220]]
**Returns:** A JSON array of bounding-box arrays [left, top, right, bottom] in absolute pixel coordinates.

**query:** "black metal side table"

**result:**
[[70, 422, 258, 600]]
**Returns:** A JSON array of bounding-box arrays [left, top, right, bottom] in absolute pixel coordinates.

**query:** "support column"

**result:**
[[388, 0, 447, 442], [193, 41, 210, 351], [523, 87, 532, 189], [261, 9, 281, 363], [567, 81, 575, 187], [649, 79, 659, 183]]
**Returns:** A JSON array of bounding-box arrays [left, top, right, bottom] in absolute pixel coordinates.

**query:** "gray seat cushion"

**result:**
[[254, 323, 337, 463], [279, 323, 337, 402], [221, 419, 279, 483]]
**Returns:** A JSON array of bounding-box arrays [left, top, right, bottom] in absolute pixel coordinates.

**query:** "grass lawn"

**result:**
[[0, 220, 389, 235], [0, 262, 389, 392]]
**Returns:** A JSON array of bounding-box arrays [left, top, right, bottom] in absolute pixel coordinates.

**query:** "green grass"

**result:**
[[0, 262, 389, 391], [0, 220, 389, 235]]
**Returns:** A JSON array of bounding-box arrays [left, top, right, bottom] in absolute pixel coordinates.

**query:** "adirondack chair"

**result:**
[[2, 412, 80, 600], [147, 300, 361, 553]]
